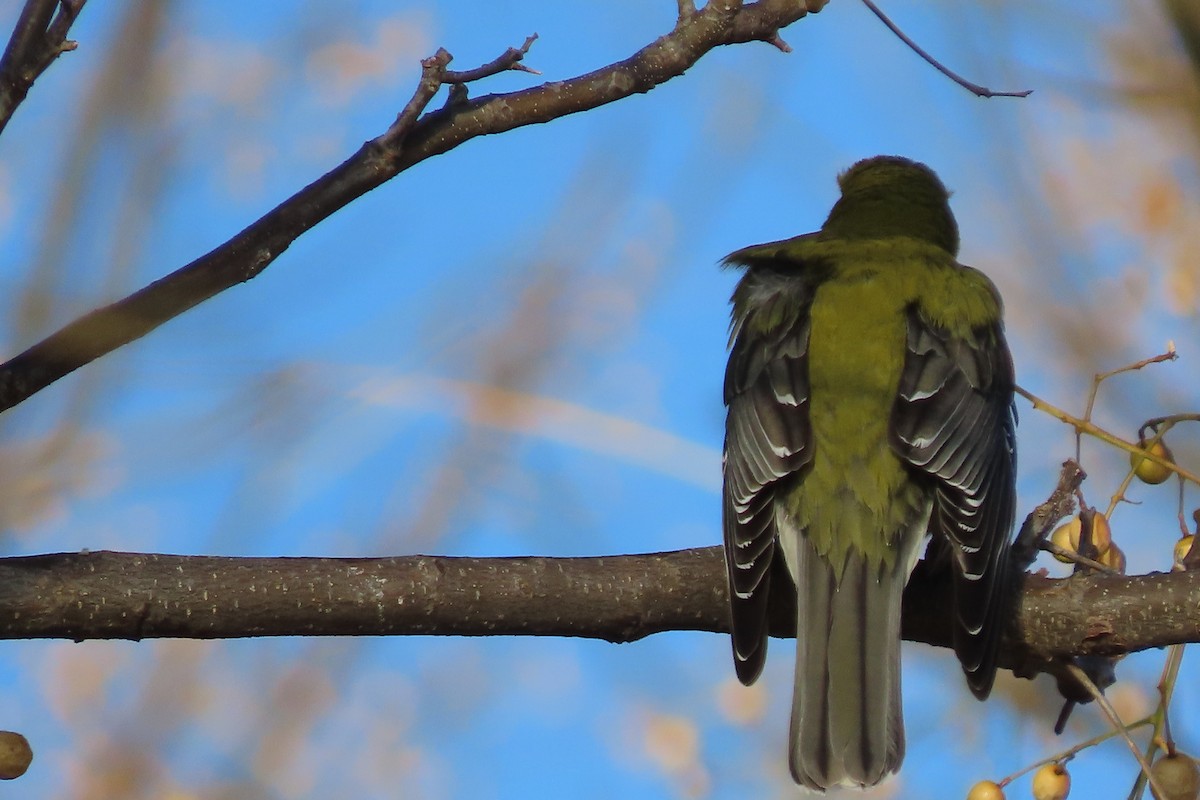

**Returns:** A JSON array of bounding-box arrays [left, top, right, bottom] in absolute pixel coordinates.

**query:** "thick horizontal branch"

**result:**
[[0, 0, 828, 414], [0, 547, 1196, 672]]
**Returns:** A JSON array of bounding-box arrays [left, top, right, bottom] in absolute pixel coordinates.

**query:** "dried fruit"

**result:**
[[0, 731, 31, 780], [1149, 752, 1199, 800]]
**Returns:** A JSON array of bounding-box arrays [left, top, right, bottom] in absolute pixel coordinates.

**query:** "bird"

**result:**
[[721, 155, 1017, 790]]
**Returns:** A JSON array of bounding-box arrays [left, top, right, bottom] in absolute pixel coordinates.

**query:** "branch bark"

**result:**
[[0, 0, 828, 414], [0, 0, 85, 136], [0, 547, 1196, 676]]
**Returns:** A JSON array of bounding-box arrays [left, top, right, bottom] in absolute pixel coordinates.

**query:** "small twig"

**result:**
[[380, 35, 543, 152], [1066, 662, 1167, 799], [1083, 348, 1177, 461], [1040, 540, 1120, 576], [443, 33, 540, 83], [1088, 349, 1178, 424], [1128, 643, 1187, 799], [860, 0, 1032, 98], [381, 49, 454, 147], [0, 0, 87, 136], [767, 33, 792, 53], [676, 0, 697, 21], [1139, 413, 1200, 441], [1011, 460, 1084, 570], [998, 714, 1154, 789], [1016, 386, 1200, 487]]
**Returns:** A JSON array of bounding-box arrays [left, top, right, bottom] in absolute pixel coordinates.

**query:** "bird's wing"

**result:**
[[722, 262, 816, 685], [890, 303, 1017, 698]]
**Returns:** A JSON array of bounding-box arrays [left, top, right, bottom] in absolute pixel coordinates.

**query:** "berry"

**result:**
[[1175, 536, 1195, 568], [1032, 763, 1070, 800], [1150, 752, 1200, 800], [1131, 440, 1174, 485], [966, 779, 1006, 800], [0, 731, 31, 780]]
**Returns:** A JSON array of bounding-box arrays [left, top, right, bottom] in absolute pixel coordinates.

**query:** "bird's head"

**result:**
[[821, 155, 960, 255]]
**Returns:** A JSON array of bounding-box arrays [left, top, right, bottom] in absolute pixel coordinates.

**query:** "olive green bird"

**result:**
[[722, 156, 1016, 790]]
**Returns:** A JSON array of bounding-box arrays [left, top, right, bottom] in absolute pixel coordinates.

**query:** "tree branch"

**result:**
[[0, 0, 85, 137], [0, 547, 1195, 677], [0, 0, 829, 414]]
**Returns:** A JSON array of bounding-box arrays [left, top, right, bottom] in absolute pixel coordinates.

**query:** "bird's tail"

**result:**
[[785, 524, 908, 790]]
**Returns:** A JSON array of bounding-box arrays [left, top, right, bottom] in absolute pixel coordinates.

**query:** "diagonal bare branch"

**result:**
[[0, 0, 828, 414]]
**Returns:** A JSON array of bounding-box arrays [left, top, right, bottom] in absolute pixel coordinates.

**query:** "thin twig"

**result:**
[[767, 33, 792, 53], [1016, 386, 1200, 487], [0, 0, 87, 136], [1040, 540, 1121, 576], [381, 49, 453, 146], [998, 714, 1154, 789], [1087, 348, 1178, 426], [860, 0, 1032, 98], [1066, 662, 1167, 799], [1011, 459, 1083, 570], [1129, 643, 1188, 799], [443, 33, 540, 83]]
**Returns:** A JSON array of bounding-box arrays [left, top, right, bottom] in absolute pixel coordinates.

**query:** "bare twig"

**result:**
[[1129, 643, 1188, 799], [1085, 349, 1178, 432], [1016, 386, 1200, 487], [381, 48, 453, 146], [860, 0, 1032, 98], [1066, 662, 1167, 800], [1011, 459, 1084, 570], [0, 0, 86, 137], [0, 2, 823, 414], [443, 33, 540, 83], [1040, 540, 1120, 576], [998, 714, 1154, 791], [1082, 348, 1178, 461]]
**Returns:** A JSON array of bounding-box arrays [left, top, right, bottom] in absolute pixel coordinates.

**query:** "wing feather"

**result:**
[[723, 267, 816, 684], [891, 304, 1016, 697]]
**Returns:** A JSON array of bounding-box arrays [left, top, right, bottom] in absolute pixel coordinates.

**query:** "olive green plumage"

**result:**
[[722, 156, 1016, 790]]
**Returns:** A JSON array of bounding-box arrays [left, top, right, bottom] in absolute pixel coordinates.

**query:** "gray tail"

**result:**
[[788, 532, 905, 790]]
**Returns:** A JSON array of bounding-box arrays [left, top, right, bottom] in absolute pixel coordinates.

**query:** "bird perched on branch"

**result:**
[[721, 155, 1017, 790]]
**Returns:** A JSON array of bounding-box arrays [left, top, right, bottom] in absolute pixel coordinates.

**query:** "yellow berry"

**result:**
[[1175, 536, 1195, 568], [1050, 518, 1081, 563], [0, 731, 31, 780], [1099, 542, 1127, 574], [1032, 763, 1070, 800], [967, 779, 1006, 800], [1131, 440, 1174, 485], [1149, 752, 1199, 800], [1090, 513, 1113, 554], [1049, 514, 1112, 563]]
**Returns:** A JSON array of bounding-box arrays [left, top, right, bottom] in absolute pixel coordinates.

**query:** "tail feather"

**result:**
[[784, 521, 908, 790]]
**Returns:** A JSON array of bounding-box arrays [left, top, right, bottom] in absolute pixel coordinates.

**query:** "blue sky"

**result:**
[[0, 1, 1197, 798]]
